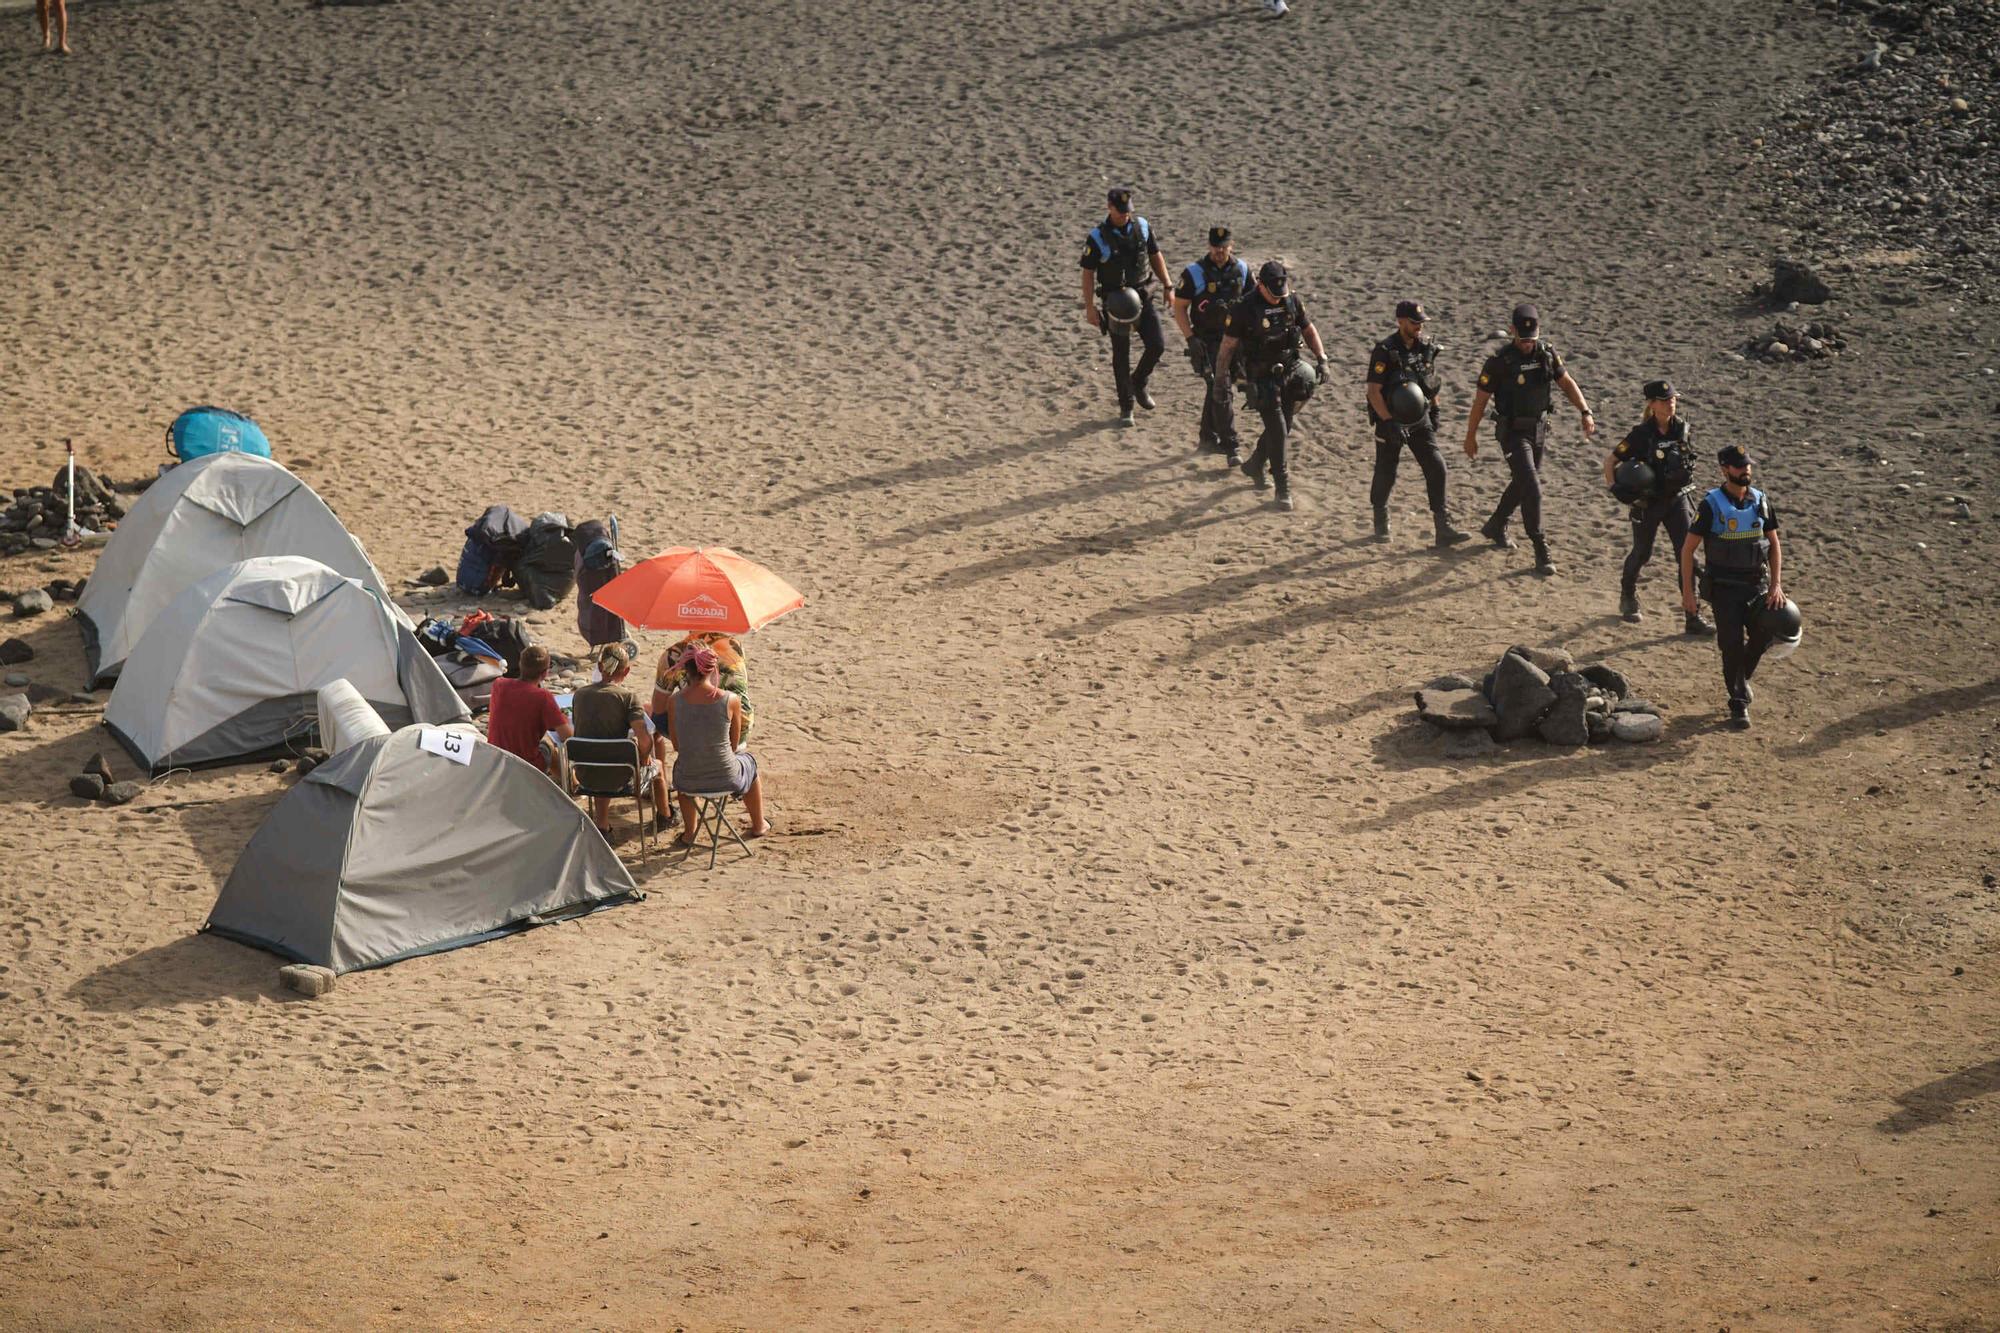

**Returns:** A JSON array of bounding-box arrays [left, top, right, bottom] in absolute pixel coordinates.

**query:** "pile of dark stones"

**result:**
[[1744, 318, 1847, 362], [2, 467, 124, 557], [67, 751, 142, 806], [1414, 645, 1664, 753], [1758, 0, 2000, 294]]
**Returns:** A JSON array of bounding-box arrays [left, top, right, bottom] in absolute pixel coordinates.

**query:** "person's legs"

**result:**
[[1204, 337, 1238, 453], [1485, 424, 1525, 531], [1713, 588, 1754, 715], [1132, 301, 1165, 403], [51, 0, 66, 53], [37, 0, 51, 48], [1408, 422, 1450, 514], [1622, 503, 1662, 596], [1109, 326, 1133, 414], [1368, 425, 1403, 511], [676, 791, 699, 842], [1243, 381, 1280, 485], [591, 795, 613, 834], [742, 775, 768, 835]]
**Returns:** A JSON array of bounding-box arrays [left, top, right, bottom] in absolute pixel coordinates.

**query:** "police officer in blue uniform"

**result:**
[[1364, 300, 1469, 548], [1213, 260, 1329, 513], [1171, 224, 1250, 463], [1604, 380, 1713, 634], [1462, 303, 1597, 576], [1679, 444, 1786, 729], [1079, 187, 1174, 427]]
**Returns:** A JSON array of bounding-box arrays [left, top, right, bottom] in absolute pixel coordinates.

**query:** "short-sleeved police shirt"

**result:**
[[1691, 490, 1780, 585], [1477, 341, 1565, 399], [1222, 293, 1312, 347]]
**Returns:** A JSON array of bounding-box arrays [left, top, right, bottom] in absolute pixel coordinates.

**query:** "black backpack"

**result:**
[[516, 512, 578, 610]]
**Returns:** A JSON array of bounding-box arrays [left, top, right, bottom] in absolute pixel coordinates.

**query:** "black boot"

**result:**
[[1619, 589, 1642, 622], [1371, 506, 1391, 542], [1432, 512, 1470, 548], [1480, 516, 1515, 549], [1684, 609, 1715, 637], [1531, 536, 1556, 576]]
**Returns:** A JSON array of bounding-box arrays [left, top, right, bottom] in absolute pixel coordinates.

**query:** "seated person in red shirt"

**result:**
[[485, 644, 571, 773]]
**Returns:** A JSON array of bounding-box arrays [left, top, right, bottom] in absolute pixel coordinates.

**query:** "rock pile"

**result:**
[[65, 752, 141, 805], [1744, 319, 1847, 362], [1415, 645, 1663, 751], [2, 467, 124, 556]]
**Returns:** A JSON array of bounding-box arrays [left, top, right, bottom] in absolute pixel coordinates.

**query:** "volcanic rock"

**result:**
[[1491, 653, 1557, 741], [0, 637, 31, 665], [1537, 673, 1591, 748], [1415, 688, 1499, 731], [98, 781, 143, 806], [1611, 712, 1665, 743], [12, 589, 52, 617], [1578, 664, 1629, 699], [69, 774, 105, 801]]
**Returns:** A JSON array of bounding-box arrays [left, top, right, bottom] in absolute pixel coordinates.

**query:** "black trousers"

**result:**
[[1622, 491, 1693, 594], [1485, 418, 1548, 539], [1711, 583, 1773, 707], [1192, 335, 1238, 448], [1245, 375, 1307, 488], [1370, 417, 1449, 512], [1108, 296, 1165, 413]]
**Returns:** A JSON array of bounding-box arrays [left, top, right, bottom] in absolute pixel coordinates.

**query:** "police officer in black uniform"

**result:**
[[1171, 224, 1251, 463], [1079, 187, 1174, 427], [1462, 303, 1597, 575], [1679, 444, 1786, 729], [1364, 300, 1470, 548], [1214, 260, 1329, 513], [1603, 380, 1713, 634]]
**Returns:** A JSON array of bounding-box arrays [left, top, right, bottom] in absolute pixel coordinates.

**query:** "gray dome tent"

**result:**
[[205, 725, 639, 973], [103, 556, 469, 772]]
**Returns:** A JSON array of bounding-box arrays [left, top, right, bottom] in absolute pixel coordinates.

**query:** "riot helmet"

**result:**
[[1287, 358, 1321, 399], [1611, 457, 1657, 503], [1757, 596, 1803, 660], [1388, 381, 1429, 425], [1103, 287, 1143, 327]]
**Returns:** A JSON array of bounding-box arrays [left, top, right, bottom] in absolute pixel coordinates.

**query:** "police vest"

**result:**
[[1650, 419, 1697, 491], [1702, 485, 1770, 577], [1241, 295, 1304, 379], [1373, 336, 1441, 411], [1086, 217, 1151, 295], [1492, 340, 1559, 419], [1183, 256, 1249, 337]]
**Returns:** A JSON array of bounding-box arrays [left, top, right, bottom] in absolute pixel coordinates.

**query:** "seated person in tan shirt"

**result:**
[[569, 644, 671, 834]]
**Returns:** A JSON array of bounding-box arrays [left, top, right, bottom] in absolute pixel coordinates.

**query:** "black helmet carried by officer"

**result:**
[[1286, 357, 1320, 400], [1388, 381, 1429, 426], [1103, 286, 1142, 327], [1611, 457, 1657, 503], [1757, 596, 1804, 660]]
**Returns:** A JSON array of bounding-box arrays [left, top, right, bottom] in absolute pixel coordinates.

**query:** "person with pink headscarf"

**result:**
[[663, 642, 769, 844]]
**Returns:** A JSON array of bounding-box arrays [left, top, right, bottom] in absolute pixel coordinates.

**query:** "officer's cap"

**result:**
[[1107, 187, 1133, 211], [1717, 444, 1752, 468], [1208, 224, 1232, 247], [1643, 379, 1678, 401], [1396, 300, 1427, 322], [1258, 260, 1289, 295], [1510, 302, 1540, 334]]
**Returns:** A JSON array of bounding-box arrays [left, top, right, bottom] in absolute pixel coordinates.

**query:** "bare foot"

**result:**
[[746, 823, 771, 839], [59, 43, 71, 55]]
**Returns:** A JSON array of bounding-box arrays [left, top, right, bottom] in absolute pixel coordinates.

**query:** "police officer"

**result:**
[[1171, 224, 1250, 463], [1462, 303, 1597, 575], [1079, 186, 1173, 427], [1603, 380, 1713, 634], [1679, 444, 1786, 730], [1214, 260, 1328, 513], [1364, 300, 1470, 548]]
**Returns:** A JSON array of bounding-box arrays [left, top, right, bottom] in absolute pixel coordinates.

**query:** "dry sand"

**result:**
[[1, 0, 1996, 1327]]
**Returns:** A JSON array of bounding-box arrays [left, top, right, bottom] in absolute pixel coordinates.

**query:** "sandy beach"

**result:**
[[1, 0, 1996, 1327]]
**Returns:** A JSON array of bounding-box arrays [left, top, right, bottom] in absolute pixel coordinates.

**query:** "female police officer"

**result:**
[[1603, 380, 1713, 635]]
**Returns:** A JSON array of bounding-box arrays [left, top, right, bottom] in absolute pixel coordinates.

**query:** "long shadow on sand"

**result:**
[[1054, 545, 1366, 641], [67, 932, 294, 1012], [1344, 716, 1704, 834], [765, 420, 1115, 515], [1778, 675, 2000, 760], [1877, 1058, 2000, 1134], [1183, 559, 1497, 660], [878, 452, 1195, 548], [931, 487, 1252, 590], [1026, 10, 1238, 59]]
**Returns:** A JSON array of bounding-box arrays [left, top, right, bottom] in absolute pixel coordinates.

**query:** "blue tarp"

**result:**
[[169, 407, 272, 463]]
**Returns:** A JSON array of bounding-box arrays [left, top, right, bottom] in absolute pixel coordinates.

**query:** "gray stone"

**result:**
[[1506, 644, 1574, 676], [1770, 258, 1832, 305], [0, 637, 31, 665], [1612, 699, 1661, 716], [1578, 664, 1629, 699], [1538, 674, 1591, 748], [1444, 729, 1498, 760], [29, 537, 56, 551], [1491, 653, 1556, 741], [11, 589, 52, 617], [1611, 712, 1664, 743], [69, 773, 105, 800], [98, 780, 143, 806], [417, 565, 449, 586], [1415, 687, 1499, 731], [1585, 710, 1615, 743], [0, 693, 28, 732], [84, 751, 113, 780], [279, 964, 337, 997], [3, 674, 24, 687], [1425, 673, 1478, 692]]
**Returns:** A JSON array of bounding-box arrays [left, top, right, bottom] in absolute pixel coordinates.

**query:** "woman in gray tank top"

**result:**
[[665, 643, 769, 843]]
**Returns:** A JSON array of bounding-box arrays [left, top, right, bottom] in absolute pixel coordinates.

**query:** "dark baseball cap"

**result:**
[[1208, 224, 1232, 247], [1107, 187, 1133, 211], [1395, 299, 1427, 322], [1643, 379, 1678, 401], [1511, 303, 1540, 334], [1258, 259, 1289, 294], [1717, 444, 1752, 468]]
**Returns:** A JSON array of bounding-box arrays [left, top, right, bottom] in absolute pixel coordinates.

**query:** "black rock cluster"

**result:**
[[1414, 645, 1664, 752], [1744, 319, 1848, 362], [1760, 0, 2000, 293], [2, 467, 124, 557]]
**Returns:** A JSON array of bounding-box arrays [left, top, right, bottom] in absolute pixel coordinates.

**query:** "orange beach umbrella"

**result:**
[[591, 546, 805, 635]]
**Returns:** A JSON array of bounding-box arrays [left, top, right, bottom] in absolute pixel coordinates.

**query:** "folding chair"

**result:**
[[562, 736, 657, 858], [679, 788, 752, 869]]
